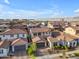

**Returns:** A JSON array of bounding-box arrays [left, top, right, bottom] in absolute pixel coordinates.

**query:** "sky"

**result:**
[[0, 0, 79, 19]]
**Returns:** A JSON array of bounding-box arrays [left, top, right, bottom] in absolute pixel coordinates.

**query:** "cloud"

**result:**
[[0, 4, 63, 19], [74, 9, 79, 13], [74, 9, 79, 16], [4, 0, 10, 4]]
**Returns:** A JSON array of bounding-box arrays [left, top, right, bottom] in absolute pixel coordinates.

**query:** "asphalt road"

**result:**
[[0, 49, 79, 59]]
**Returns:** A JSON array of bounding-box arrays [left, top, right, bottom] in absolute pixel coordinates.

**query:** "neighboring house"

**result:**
[[12, 24, 27, 29], [75, 27, 79, 35], [47, 36, 60, 48], [74, 38, 79, 46], [30, 27, 51, 38], [27, 24, 40, 28], [64, 26, 76, 35], [63, 33, 77, 47], [0, 29, 27, 40], [0, 38, 28, 57], [47, 32, 78, 48], [64, 26, 79, 35], [32, 36, 47, 48], [47, 20, 67, 31], [47, 21, 54, 28], [0, 40, 10, 57], [0, 24, 9, 32], [11, 38, 28, 53]]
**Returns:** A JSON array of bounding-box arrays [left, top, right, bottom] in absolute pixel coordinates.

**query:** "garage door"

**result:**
[[14, 45, 26, 52]]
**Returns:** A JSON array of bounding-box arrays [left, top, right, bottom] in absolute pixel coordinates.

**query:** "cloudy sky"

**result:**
[[0, 0, 79, 19]]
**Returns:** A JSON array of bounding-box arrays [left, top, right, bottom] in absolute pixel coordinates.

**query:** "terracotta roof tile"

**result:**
[[0, 29, 27, 35], [11, 38, 28, 46], [47, 32, 78, 42], [30, 27, 51, 33], [32, 36, 45, 43], [0, 40, 10, 48]]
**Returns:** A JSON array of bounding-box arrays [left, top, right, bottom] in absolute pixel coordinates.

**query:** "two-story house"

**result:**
[[47, 32, 78, 49], [0, 38, 28, 57], [0, 29, 27, 40], [29, 27, 51, 38], [0, 40, 10, 57]]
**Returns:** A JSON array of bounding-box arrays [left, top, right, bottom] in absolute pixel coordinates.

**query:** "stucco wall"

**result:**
[[0, 34, 27, 40], [0, 48, 9, 57]]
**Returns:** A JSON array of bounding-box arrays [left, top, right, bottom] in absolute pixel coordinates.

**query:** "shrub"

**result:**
[[74, 53, 79, 56]]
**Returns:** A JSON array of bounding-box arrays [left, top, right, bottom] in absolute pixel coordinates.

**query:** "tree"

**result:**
[[27, 43, 37, 59]]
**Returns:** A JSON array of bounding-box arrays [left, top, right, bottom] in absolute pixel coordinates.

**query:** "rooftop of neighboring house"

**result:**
[[47, 31, 78, 42], [0, 40, 10, 48], [60, 32, 78, 41], [11, 38, 28, 46], [32, 36, 46, 43], [27, 23, 41, 28], [0, 38, 28, 48], [0, 24, 9, 27], [0, 28, 27, 35], [48, 20, 67, 24], [64, 25, 79, 31], [12, 24, 27, 29], [30, 27, 51, 33]]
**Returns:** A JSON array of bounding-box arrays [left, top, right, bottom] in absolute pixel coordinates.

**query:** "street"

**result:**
[[36, 50, 79, 59]]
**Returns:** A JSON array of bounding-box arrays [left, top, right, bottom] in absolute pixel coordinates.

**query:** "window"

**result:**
[[0, 50, 3, 54], [38, 32, 41, 36], [17, 34, 19, 38], [33, 33, 37, 36], [0, 38, 2, 41], [43, 32, 44, 34], [22, 34, 25, 37], [10, 34, 14, 37], [53, 42, 57, 46], [46, 32, 48, 34], [4, 27, 7, 29], [3, 35, 5, 37]]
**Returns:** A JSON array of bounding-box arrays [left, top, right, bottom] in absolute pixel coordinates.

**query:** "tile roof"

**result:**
[[30, 27, 51, 33], [65, 26, 79, 30], [11, 38, 28, 46], [0, 40, 10, 48], [13, 24, 27, 29], [0, 29, 27, 35], [47, 32, 78, 42], [32, 36, 46, 43], [60, 32, 77, 41]]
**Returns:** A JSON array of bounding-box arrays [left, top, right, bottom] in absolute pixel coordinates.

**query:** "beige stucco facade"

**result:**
[[64, 27, 76, 35]]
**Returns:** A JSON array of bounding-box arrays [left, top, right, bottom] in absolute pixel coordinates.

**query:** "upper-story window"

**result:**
[[17, 34, 19, 38], [22, 34, 25, 37], [46, 32, 48, 34], [33, 33, 37, 36], [10, 34, 14, 37], [43, 32, 45, 35], [0, 50, 3, 54], [38, 32, 41, 36], [3, 35, 5, 37]]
